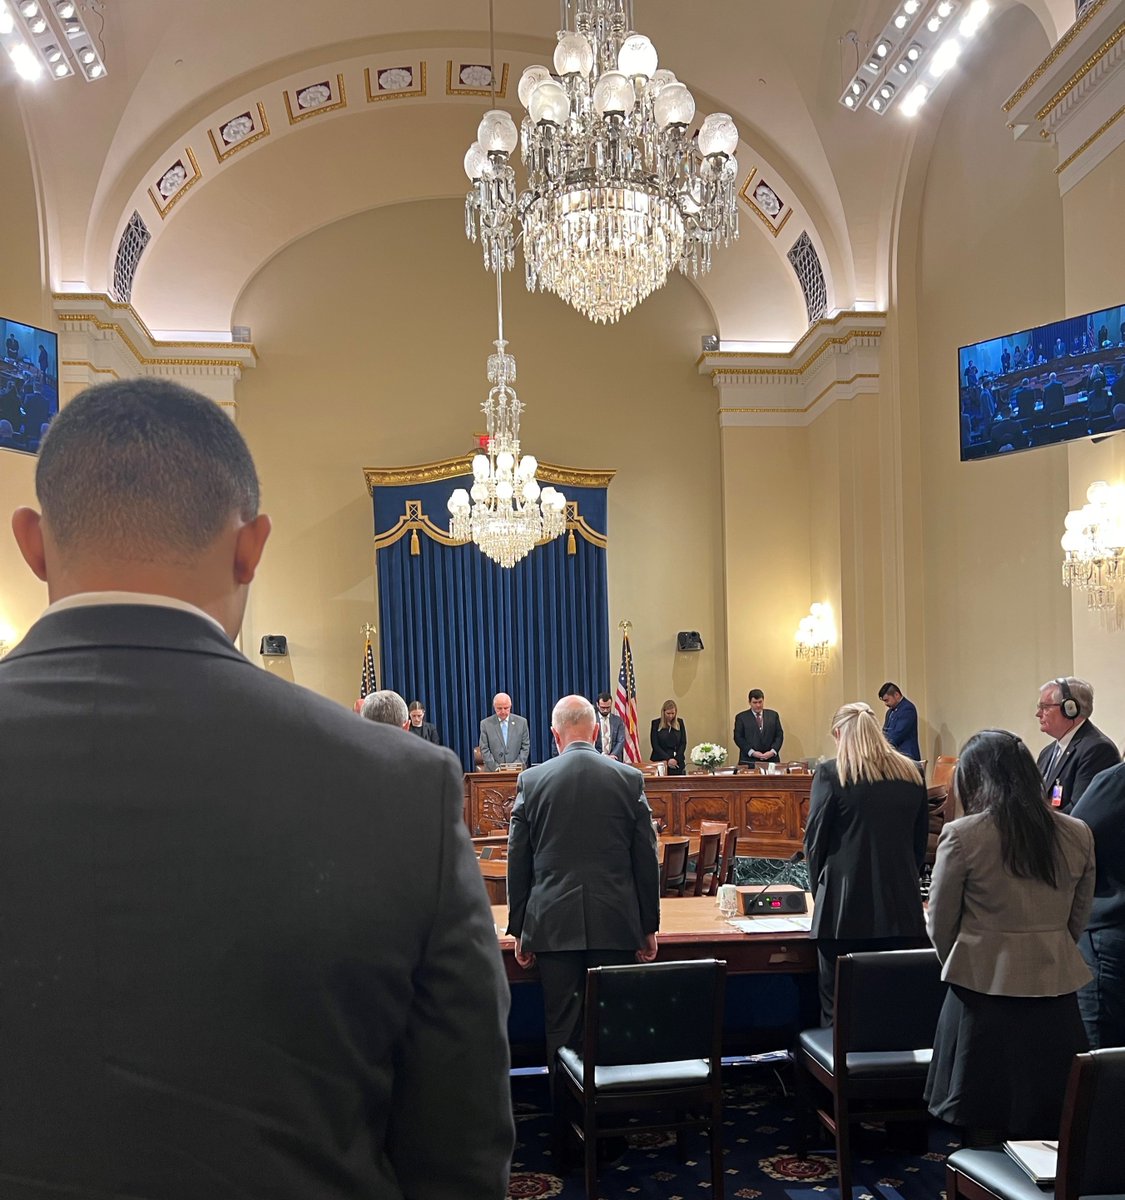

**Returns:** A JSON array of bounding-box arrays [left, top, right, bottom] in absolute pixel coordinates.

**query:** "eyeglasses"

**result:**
[[1035, 702, 1062, 713]]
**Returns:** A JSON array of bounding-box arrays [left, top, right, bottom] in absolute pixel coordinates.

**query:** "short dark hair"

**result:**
[[878, 682, 902, 699], [597, 691, 613, 704], [748, 688, 764, 701], [36, 378, 259, 559]]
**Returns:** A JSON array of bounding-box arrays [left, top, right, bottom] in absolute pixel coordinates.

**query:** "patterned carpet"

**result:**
[[506, 1061, 956, 1199]]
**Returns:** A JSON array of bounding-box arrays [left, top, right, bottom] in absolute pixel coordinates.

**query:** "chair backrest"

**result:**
[[698, 819, 729, 839], [473, 746, 485, 770], [692, 832, 723, 896], [583, 959, 726, 1069], [930, 754, 958, 791], [1058, 1048, 1125, 1200], [715, 827, 739, 891], [834, 949, 945, 1062], [660, 838, 690, 897]]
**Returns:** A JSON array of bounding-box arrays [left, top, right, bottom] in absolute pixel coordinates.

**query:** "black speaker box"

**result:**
[[676, 631, 704, 651], [260, 634, 289, 657]]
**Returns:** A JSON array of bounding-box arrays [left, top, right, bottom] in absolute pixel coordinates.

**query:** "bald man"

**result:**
[[479, 690, 530, 769], [1, 378, 513, 1198], [507, 694, 660, 1167]]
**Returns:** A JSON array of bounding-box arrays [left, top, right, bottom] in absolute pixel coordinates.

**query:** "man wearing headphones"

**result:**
[[1035, 676, 1120, 813]]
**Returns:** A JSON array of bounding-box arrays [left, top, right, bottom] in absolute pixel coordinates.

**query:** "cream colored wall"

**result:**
[[909, 5, 1073, 754], [232, 198, 730, 743], [1062, 140, 1125, 746], [0, 88, 51, 645]]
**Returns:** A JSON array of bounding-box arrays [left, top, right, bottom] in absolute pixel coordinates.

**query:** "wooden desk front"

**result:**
[[491, 897, 814, 984], [465, 770, 812, 857]]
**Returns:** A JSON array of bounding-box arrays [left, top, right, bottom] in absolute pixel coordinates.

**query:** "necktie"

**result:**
[[602, 717, 610, 753], [501, 719, 508, 748], [756, 712, 763, 732], [1042, 742, 1062, 782]]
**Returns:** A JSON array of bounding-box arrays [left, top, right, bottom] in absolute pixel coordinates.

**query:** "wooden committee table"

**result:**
[[491, 896, 815, 985], [466, 768, 812, 858]]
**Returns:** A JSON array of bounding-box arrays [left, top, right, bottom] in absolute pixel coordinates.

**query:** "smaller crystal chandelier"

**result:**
[[795, 603, 834, 675], [447, 273, 567, 568], [1061, 480, 1125, 611]]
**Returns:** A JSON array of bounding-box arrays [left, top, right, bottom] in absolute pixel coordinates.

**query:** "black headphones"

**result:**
[[1055, 677, 1080, 720]]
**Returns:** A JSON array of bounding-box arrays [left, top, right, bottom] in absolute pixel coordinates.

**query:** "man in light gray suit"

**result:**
[[507, 695, 660, 1165], [1, 379, 514, 1199], [479, 690, 531, 769]]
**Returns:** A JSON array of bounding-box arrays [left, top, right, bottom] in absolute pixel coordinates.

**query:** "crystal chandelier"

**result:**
[[447, 273, 567, 568], [1061, 481, 1125, 611], [463, 0, 740, 325]]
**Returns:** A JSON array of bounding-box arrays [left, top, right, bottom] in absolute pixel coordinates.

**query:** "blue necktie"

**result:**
[[501, 719, 508, 748]]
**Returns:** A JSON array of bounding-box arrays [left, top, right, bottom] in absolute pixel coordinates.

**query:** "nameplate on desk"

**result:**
[[735, 884, 809, 915]]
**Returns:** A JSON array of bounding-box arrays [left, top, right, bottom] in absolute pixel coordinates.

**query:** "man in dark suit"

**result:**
[[479, 690, 531, 769], [879, 681, 921, 761], [1043, 371, 1066, 414], [1, 379, 514, 1199], [507, 695, 660, 1163], [595, 690, 626, 760], [1036, 676, 1120, 812], [407, 698, 441, 744], [733, 688, 784, 766]]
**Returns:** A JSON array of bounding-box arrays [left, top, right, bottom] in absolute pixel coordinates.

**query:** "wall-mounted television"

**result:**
[[1, 315, 59, 455], [959, 303, 1125, 461]]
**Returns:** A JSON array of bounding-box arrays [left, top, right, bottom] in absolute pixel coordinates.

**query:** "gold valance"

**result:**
[[373, 499, 607, 555]]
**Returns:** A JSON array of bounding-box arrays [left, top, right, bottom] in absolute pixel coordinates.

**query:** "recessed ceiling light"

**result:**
[[55, 0, 74, 14], [53, 61, 68, 76], [88, 62, 103, 76], [927, 16, 942, 31], [871, 97, 883, 111], [894, 14, 908, 28], [851, 81, 863, 95], [880, 84, 894, 99], [19, 0, 38, 16], [844, 94, 855, 107], [78, 45, 95, 63], [937, 1, 953, 15], [904, 0, 920, 11], [896, 61, 910, 74], [875, 41, 889, 57], [907, 44, 922, 60], [29, 14, 45, 31]]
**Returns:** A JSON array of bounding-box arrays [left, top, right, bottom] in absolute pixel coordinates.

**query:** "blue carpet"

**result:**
[[507, 1062, 956, 1199]]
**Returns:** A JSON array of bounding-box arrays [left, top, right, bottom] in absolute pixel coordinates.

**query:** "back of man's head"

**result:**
[[35, 378, 259, 562], [361, 690, 409, 728], [551, 694, 596, 748]]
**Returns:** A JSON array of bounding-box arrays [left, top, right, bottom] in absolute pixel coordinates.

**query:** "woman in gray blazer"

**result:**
[[925, 730, 1095, 1145]]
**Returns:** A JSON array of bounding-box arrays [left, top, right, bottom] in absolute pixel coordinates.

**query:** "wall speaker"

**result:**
[[259, 634, 289, 657], [676, 631, 704, 651]]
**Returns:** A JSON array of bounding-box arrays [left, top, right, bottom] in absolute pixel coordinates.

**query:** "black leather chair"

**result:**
[[945, 1048, 1125, 1200], [795, 948, 946, 1197], [556, 959, 727, 1200]]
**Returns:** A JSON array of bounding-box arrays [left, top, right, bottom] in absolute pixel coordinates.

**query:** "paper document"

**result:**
[[728, 916, 812, 933], [1003, 1140, 1057, 1184]]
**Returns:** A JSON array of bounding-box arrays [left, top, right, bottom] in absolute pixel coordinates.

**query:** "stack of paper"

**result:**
[[1003, 1140, 1057, 1184]]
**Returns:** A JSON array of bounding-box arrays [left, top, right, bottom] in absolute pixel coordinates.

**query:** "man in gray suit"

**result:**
[[479, 690, 531, 769], [595, 691, 626, 760], [1, 379, 514, 1199], [507, 695, 660, 1164]]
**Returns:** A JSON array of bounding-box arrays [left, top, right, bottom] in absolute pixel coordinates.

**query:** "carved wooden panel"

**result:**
[[681, 790, 737, 832]]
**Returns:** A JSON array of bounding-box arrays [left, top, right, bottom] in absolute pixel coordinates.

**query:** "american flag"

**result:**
[[614, 631, 642, 764], [359, 636, 377, 699]]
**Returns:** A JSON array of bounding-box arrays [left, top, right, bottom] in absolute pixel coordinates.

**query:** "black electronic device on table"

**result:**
[[735, 884, 809, 915]]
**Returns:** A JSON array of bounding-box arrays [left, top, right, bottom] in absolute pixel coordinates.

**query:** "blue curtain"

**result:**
[[373, 473, 609, 771]]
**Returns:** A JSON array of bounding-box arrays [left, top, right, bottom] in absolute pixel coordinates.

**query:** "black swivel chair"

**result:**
[[795, 948, 946, 1198], [556, 959, 727, 1200], [945, 1048, 1125, 1200]]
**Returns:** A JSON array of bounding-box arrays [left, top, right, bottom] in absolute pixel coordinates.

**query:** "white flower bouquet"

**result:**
[[690, 742, 728, 771]]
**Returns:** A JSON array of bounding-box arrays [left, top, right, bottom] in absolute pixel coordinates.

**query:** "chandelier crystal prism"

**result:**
[[448, 274, 567, 569], [1060, 480, 1125, 611], [463, 0, 740, 325]]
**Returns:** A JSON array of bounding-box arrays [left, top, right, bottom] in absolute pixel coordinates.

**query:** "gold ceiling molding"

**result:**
[[60, 359, 121, 379], [284, 74, 348, 124], [208, 103, 271, 164], [53, 294, 260, 359], [445, 60, 509, 97], [57, 312, 254, 370], [365, 62, 427, 102], [706, 328, 885, 383], [719, 372, 880, 417], [1055, 99, 1125, 173], [694, 310, 887, 369], [147, 147, 202, 221], [1035, 21, 1125, 122], [364, 454, 615, 494], [1003, 0, 1111, 113]]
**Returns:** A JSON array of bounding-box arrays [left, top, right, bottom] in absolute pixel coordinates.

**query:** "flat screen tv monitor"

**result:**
[[1, 315, 59, 455], [958, 303, 1125, 461]]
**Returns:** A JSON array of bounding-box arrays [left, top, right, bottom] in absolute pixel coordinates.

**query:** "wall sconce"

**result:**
[[795, 602, 834, 675], [1061, 481, 1125, 613]]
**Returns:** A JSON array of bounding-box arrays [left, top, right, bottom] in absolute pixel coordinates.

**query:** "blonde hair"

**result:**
[[660, 699, 681, 731], [832, 701, 921, 786]]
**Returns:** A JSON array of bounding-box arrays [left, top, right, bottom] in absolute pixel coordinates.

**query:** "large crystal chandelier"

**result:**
[[448, 273, 567, 568], [1061, 481, 1125, 611], [463, 0, 740, 325]]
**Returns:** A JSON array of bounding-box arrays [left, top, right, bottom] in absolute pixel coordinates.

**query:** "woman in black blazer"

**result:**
[[649, 699, 686, 775], [804, 701, 929, 1025]]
